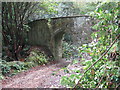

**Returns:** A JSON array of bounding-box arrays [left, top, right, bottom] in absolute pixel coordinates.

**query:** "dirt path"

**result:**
[[2, 60, 83, 88]]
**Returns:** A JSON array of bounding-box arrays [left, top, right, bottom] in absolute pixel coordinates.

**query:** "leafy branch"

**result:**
[[96, 67, 107, 88], [73, 34, 120, 89]]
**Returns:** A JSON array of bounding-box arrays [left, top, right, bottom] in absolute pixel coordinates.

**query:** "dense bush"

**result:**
[[2, 2, 57, 61], [0, 60, 26, 77], [0, 60, 11, 76], [27, 49, 48, 65], [0, 60, 38, 79], [61, 42, 120, 88], [0, 50, 53, 80], [1, 46, 52, 79], [60, 2, 120, 88]]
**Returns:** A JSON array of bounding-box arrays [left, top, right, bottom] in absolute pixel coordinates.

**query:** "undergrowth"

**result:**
[[0, 48, 49, 79], [60, 2, 120, 88]]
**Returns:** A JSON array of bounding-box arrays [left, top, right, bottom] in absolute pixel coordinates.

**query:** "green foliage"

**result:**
[[2, 2, 58, 61], [0, 59, 37, 78], [62, 41, 79, 59], [0, 74, 4, 80], [80, 60, 119, 88], [60, 74, 82, 88], [75, 2, 99, 15], [60, 76, 75, 88], [2, 2, 34, 61], [27, 49, 48, 65], [39, 1, 58, 14], [0, 60, 11, 75], [72, 60, 79, 64], [61, 42, 120, 88], [23, 62, 35, 68], [1, 60, 23, 76], [60, 2, 120, 88], [1, 48, 50, 78]]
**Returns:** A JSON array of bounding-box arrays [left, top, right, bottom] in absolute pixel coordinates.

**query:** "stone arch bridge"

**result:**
[[27, 15, 92, 60]]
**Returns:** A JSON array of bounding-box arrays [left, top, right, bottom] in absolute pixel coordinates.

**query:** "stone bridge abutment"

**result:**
[[27, 15, 93, 60]]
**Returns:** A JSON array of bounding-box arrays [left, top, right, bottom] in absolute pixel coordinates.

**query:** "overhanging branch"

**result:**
[[73, 34, 120, 89]]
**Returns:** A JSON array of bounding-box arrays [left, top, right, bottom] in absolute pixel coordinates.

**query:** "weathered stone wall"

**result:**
[[28, 17, 73, 60], [28, 19, 51, 46], [27, 16, 93, 60], [69, 17, 93, 46]]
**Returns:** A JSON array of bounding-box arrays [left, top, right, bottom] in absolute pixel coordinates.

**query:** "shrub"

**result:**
[[0, 59, 34, 77], [23, 62, 35, 68], [0, 49, 49, 78], [1, 63, 11, 76], [0, 60, 11, 76], [27, 49, 48, 65]]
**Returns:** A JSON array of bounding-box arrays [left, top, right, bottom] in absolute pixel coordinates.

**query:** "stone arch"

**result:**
[[53, 31, 65, 60], [27, 15, 92, 61]]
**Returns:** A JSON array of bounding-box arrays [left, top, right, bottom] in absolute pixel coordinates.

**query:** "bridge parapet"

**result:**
[[28, 15, 93, 60]]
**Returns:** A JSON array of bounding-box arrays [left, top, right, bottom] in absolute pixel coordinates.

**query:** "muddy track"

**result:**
[[2, 60, 83, 88]]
